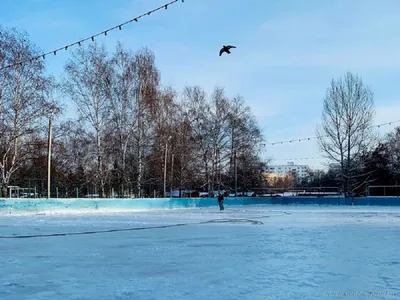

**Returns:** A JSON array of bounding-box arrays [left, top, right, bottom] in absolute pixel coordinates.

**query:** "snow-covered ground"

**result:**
[[1, 205, 399, 300]]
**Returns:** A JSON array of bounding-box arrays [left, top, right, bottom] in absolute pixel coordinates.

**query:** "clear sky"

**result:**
[[2, 0, 400, 170]]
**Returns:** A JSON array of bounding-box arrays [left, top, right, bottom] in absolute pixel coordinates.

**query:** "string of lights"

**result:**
[[270, 156, 324, 161], [0, 0, 184, 71], [264, 119, 400, 146]]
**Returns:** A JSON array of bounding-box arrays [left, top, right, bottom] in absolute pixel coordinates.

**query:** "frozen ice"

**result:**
[[1, 205, 399, 299]]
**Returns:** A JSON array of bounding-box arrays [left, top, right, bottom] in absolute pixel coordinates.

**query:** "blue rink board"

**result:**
[[1, 196, 400, 212]]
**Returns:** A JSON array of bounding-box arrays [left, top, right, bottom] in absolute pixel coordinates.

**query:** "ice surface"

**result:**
[[1, 205, 399, 300]]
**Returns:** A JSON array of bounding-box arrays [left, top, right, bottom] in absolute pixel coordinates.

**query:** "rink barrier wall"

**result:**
[[1, 196, 400, 212]]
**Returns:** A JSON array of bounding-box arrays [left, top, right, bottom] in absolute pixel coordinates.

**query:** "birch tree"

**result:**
[[62, 43, 111, 197], [172, 99, 197, 196], [209, 87, 231, 192], [227, 96, 251, 192], [182, 86, 213, 192], [106, 43, 138, 196], [132, 47, 160, 197], [0, 26, 58, 197], [145, 87, 177, 195]]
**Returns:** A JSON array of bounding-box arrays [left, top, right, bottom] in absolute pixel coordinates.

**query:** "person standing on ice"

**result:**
[[217, 193, 224, 211]]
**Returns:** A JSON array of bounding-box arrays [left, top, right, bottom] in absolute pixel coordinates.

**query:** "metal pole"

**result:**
[[170, 153, 174, 197], [217, 148, 221, 193], [47, 117, 52, 199], [164, 142, 168, 197]]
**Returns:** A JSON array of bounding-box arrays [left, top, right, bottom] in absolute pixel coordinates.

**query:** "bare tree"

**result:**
[[227, 96, 253, 192], [172, 96, 205, 196], [179, 86, 265, 195], [316, 72, 375, 196], [208, 87, 231, 192], [145, 87, 178, 195], [49, 119, 93, 196], [106, 43, 138, 196], [62, 43, 111, 198], [182, 86, 213, 193], [132, 47, 160, 197], [0, 26, 58, 197]]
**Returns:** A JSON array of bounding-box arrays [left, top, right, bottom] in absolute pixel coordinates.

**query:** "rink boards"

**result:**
[[1, 196, 400, 212]]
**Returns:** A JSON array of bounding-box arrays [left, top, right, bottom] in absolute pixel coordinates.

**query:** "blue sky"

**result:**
[[2, 0, 400, 170]]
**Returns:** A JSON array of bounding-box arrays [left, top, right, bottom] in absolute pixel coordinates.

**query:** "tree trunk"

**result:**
[[1, 185, 7, 198], [96, 130, 105, 198]]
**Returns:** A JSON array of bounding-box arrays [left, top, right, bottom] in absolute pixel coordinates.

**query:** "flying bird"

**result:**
[[219, 45, 236, 56]]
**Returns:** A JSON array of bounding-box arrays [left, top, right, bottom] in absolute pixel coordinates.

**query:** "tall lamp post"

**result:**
[[47, 115, 53, 199], [46, 106, 58, 200], [163, 136, 172, 197]]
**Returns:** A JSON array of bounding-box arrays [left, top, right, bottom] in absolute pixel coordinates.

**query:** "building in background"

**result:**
[[328, 163, 341, 171], [265, 161, 311, 184]]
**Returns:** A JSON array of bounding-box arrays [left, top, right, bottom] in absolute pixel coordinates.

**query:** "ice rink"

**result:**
[[1, 205, 399, 300]]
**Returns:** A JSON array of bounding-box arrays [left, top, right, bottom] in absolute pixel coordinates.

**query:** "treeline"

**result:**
[[0, 26, 266, 198], [2, 26, 400, 199], [306, 126, 400, 196]]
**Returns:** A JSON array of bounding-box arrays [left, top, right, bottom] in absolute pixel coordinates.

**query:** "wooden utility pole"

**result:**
[[170, 153, 174, 197], [47, 117, 53, 199], [234, 149, 238, 197], [0, 88, 2, 114], [163, 136, 172, 197]]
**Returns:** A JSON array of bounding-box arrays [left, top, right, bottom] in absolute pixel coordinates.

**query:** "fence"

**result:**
[[368, 185, 400, 197]]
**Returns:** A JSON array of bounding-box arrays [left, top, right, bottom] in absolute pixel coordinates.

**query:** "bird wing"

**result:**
[[226, 45, 236, 49], [219, 48, 224, 56]]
